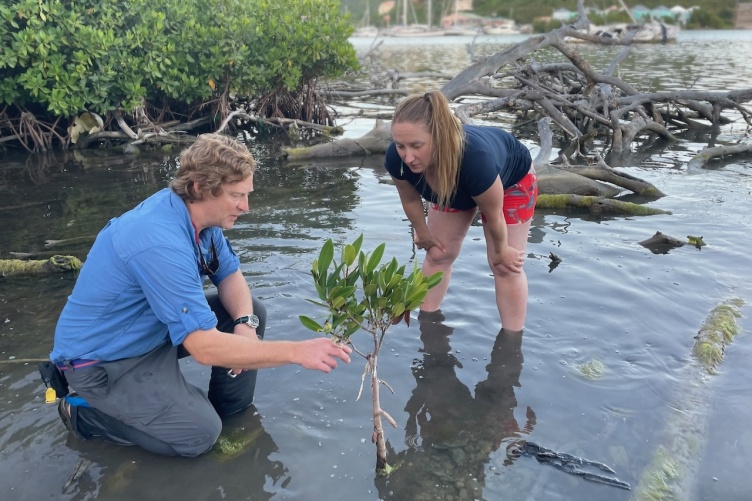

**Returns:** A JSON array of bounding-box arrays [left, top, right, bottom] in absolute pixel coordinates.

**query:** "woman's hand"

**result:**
[[414, 231, 444, 253], [492, 245, 525, 274]]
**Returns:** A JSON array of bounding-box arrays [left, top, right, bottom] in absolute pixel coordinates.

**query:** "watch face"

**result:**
[[247, 314, 260, 328]]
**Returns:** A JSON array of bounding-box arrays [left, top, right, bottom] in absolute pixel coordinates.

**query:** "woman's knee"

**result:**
[[426, 246, 461, 267]]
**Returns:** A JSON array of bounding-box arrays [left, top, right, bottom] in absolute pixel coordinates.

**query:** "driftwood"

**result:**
[[284, 117, 667, 214], [216, 109, 345, 138], [280, 0, 752, 214], [435, 2, 752, 160], [44, 235, 95, 248], [638, 231, 706, 253], [0, 255, 83, 276], [536, 194, 671, 215], [327, 0, 751, 172], [687, 143, 752, 170], [281, 119, 391, 159]]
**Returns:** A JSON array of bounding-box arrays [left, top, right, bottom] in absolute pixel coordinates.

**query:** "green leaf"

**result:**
[[425, 271, 444, 288], [331, 296, 345, 309], [343, 322, 361, 339], [351, 233, 364, 255], [299, 315, 322, 332], [343, 244, 356, 267], [392, 302, 405, 317], [366, 243, 385, 275], [313, 280, 326, 301], [406, 284, 429, 305], [317, 239, 334, 278]]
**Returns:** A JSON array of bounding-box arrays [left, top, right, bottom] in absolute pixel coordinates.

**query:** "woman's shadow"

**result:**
[[376, 313, 535, 500]]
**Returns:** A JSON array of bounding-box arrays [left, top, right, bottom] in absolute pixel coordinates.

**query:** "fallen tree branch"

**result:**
[[687, 143, 752, 170], [536, 194, 671, 215]]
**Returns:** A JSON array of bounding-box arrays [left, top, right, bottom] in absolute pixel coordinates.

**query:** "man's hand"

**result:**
[[296, 338, 352, 373]]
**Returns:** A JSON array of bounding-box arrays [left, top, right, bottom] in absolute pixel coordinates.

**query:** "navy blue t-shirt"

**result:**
[[385, 125, 532, 210]]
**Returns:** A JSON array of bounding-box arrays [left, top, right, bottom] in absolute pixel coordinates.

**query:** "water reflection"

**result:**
[[0, 149, 175, 257], [59, 407, 288, 501], [376, 316, 534, 501]]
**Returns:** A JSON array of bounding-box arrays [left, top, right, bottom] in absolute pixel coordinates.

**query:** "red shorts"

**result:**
[[430, 164, 538, 224]]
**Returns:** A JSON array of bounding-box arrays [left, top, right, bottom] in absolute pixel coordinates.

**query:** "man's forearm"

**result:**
[[217, 269, 254, 322], [184, 328, 296, 369]]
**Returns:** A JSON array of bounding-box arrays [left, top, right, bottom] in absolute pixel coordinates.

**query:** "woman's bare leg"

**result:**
[[419, 208, 477, 312], [484, 219, 532, 331]]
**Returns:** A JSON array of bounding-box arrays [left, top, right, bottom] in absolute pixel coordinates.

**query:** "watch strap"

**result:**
[[233, 314, 259, 328]]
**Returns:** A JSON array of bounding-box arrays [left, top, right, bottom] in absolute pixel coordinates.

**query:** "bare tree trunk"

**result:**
[[371, 355, 389, 472]]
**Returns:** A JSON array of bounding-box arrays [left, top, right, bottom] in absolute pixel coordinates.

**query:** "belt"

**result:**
[[56, 359, 101, 371]]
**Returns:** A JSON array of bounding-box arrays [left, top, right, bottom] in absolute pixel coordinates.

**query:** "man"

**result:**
[[50, 133, 351, 456]]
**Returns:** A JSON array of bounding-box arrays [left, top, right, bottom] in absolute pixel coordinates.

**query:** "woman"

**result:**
[[385, 91, 537, 331]]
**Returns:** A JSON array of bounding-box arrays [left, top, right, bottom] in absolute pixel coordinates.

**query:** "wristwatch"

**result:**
[[233, 314, 260, 329]]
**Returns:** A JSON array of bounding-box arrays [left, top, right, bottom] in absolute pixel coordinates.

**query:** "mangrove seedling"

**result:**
[[299, 234, 442, 475]]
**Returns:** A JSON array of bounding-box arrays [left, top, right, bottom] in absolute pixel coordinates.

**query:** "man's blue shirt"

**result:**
[[51, 188, 240, 363]]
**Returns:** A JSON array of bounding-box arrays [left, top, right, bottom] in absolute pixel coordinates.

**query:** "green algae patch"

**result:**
[[211, 427, 264, 462], [535, 195, 670, 215], [691, 298, 744, 374], [0, 255, 83, 276], [632, 298, 745, 500], [633, 445, 682, 501], [577, 359, 606, 380], [536, 194, 597, 209]]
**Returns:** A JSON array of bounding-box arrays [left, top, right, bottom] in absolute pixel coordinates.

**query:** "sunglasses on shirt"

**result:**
[[198, 237, 220, 276]]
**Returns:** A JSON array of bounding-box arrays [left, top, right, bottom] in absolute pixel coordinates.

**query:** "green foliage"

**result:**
[[1, 0, 358, 120], [686, 8, 730, 29], [299, 234, 443, 342], [532, 18, 562, 33]]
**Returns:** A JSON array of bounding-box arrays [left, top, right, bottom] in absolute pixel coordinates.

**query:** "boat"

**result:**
[[387, 24, 443, 37], [566, 21, 679, 43], [381, 0, 445, 37], [442, 0, 481, 36], [352, 25, 380, 37], [443, 26, 480, 36], [352, 2, 381, 38], [483, 19, 521, 36], [565, 0, 680, 44]]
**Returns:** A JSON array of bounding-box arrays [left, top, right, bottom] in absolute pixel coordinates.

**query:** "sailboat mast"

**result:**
[[616, 0, 637, 24]]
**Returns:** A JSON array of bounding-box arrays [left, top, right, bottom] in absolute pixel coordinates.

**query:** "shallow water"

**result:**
[[1, 30, 751, 501]]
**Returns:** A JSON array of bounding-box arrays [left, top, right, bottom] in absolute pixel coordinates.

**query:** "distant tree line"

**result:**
[[341, 0, 739, 29]]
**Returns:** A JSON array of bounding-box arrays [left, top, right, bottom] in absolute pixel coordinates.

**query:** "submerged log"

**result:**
[[0, 255, 83, 276], [280, 119, 392, 160], [535, 194, 671, 215], [632, 299, 744, 501], [638, 231, 686, 251]]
